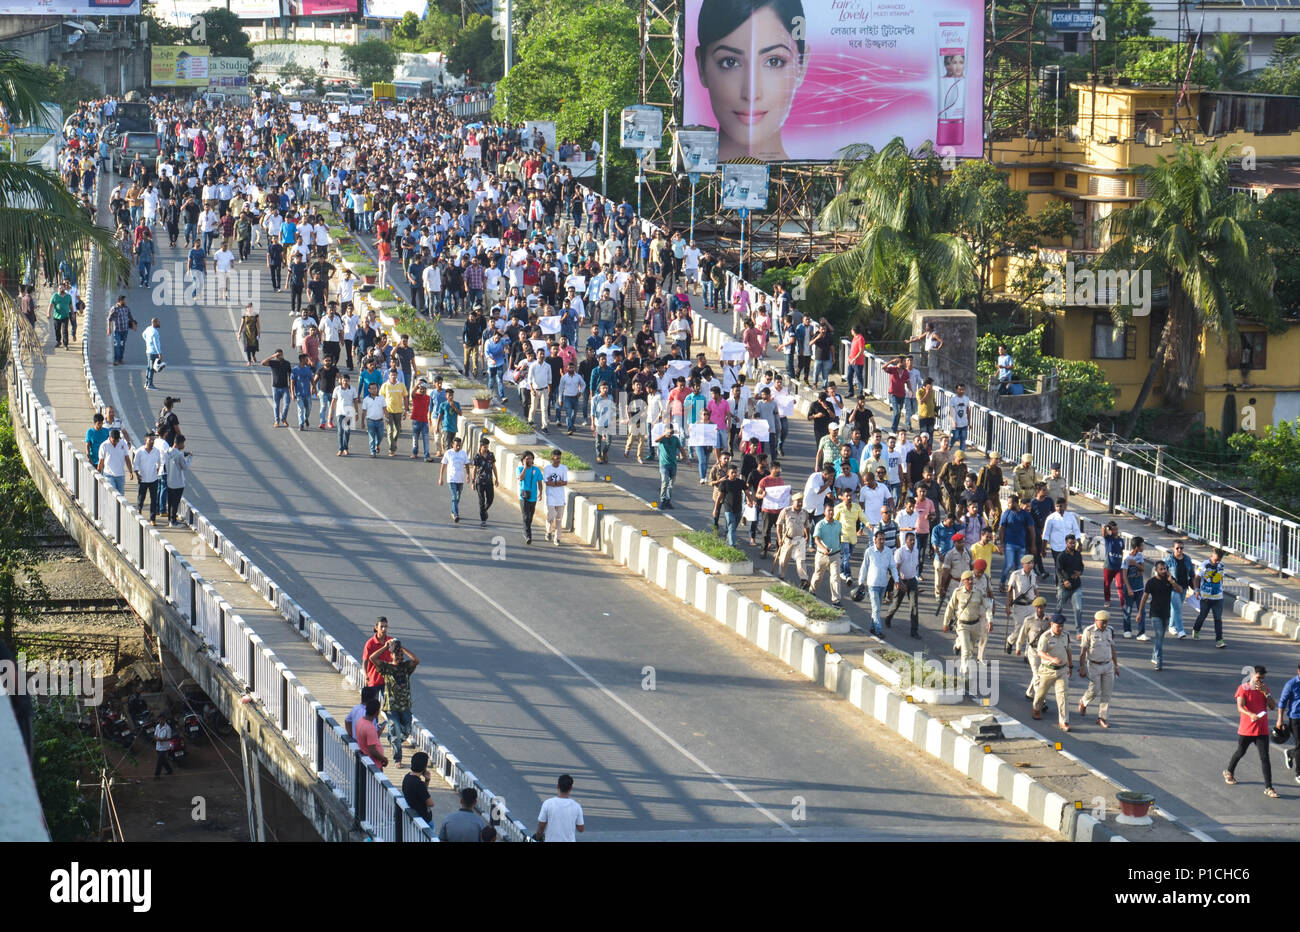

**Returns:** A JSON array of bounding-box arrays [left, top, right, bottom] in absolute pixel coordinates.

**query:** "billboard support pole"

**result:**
[[737, 207, 749, 281], [688, 173, 699, 243], [601, 109, 608, 197]]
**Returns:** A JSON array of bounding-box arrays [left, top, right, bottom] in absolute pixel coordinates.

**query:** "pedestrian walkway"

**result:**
[[26, 279, 462, 831]]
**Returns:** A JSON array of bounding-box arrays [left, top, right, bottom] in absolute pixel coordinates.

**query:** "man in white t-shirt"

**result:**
[[536, 773, 584, 841], [437, 435, 470, 523], [213, 245, 236, 300], [526, 348, 552, 432], [542, 447, 569, 546], [131, 432, 164, 523], [97, 428, 134, 495]]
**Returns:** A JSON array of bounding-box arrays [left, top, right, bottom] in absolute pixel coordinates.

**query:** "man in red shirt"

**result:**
[[362, 617, 393, 701], [353, 698, 388, 767], [1224, 665, 1278, 797], [882, 355, 910, 432], [755, 465, 790, 557], [410, 379, 432, 461]]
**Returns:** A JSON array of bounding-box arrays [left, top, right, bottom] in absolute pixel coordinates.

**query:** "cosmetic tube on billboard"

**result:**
[[935, 13, 969, 147]]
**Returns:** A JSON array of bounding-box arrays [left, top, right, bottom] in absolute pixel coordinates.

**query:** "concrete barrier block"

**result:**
[[799, 636, 823, 681], [639, 538, 660, 579], [880, 688, 901, 732], [980, 755, 1015, 799], [823, 651, 852, 698], [923, 715, 947, 759], [952, 735, 975, 778], [1041, 791, 1068, 834], [660, 552, 681, 596], [674, 560, 697, 604], [653, 546, 672, 589], [734, 596, 758, 640], [617, 523, 637, 567], [694, 571, 718, 616], [1242, 601, 1265, 624], [778, 622, 801, 666], [715, 586, 740, 627], [756, 610, 782, 655], [848, 667, 869, 709]]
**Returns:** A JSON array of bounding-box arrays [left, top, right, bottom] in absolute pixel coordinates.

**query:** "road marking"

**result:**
[[104, 298, 800, 839]]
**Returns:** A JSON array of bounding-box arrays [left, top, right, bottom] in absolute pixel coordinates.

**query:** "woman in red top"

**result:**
[[375, 235, 392, 289], [1224, 665, 1278, 797]]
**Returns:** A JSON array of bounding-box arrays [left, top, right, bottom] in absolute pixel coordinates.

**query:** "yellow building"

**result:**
[[990, 82, 1300, 434]]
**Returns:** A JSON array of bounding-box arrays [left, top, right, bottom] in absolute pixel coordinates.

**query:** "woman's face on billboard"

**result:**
[[697, 5, 806, 159]]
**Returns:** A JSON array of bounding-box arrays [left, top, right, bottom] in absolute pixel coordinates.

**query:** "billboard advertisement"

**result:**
[[684, 0, 985, 161], [229, 0, 281, 16], [620, 105, 663, 150], [208, 57, 250, 87], [0, 0, 138, 14], [522, 120, 556, 154], [363, 0, 426, 17], [290, 0, 358, 14], [675, 126, 719, 175], [721, 163, 769, 210], [151, 46, 210, 87]]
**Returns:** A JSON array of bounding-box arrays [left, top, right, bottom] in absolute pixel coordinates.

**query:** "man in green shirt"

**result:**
[[372, 639, 420, 766], [810, 504, 844, 605], [48, 282, 73, 348], [656, 422, 684, 510]]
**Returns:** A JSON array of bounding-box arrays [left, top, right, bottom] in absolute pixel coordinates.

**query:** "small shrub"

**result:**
[[677, 530, 747, 564]]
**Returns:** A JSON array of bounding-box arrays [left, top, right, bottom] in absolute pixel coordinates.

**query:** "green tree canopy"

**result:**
[[342, 39, 398, 85], [1253, 36, 1300, 95]]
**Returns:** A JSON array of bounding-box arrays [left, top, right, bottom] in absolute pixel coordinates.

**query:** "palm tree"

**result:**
[[0, 50, 126, 365], [806, 137, 973, 341], [1208, 33, 1247, 90], [1099, 142, 1278, 436]]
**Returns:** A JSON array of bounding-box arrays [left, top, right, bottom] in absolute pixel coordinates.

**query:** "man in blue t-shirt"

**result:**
[[85, 413, 111, 467], [997, 494, 1034, 586], [516, 450, 545, 544], [291, 354, 315, 430], [484, 330, 509, 402]]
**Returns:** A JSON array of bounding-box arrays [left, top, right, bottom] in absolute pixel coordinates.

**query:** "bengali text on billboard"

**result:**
[[363, 0, 427, 17], [0, 0, 138, 15], [151, 46, 210, 87], [684, 0, 985, 161], [229, 0, 281, 17]]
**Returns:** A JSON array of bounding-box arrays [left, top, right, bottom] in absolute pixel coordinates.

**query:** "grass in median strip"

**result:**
[[676, 530, 747, 565], [875, 647, 959, 690], [560, 451, 591, 471], [490, 413, 534, 435], [767, 582, 844, 620]]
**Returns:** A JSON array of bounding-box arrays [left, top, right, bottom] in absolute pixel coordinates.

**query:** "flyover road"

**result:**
[[72, 201, 1053, 841], [372, 230, 1300, 842]]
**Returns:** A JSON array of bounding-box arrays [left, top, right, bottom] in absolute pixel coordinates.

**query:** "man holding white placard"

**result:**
[[755, 465, 789, 557]]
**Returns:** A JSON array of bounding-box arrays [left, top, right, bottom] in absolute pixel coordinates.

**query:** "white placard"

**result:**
[[537, 316, 562, 335], [384, 109, 398, 119], [363, 122, 377, 134], [529, 339, 548, 353], [328, 131, 342, 145], [289, 101, 301, 112], [348, 105, 363, 116], [776, 395, 796, 417], [651, 421, 669, 442], [398, 114, 410, 123], [688, 423, 718, 448], [292, 117, 306, 129], [720, 341, 746, 362], [463, 144, 481, 160], [595, 345, 618, 360], [666, 360, 692, 382], [328, 112, 341, 124], [741, 419, 770, 442], [261, 91, 271, 100], [764, 484, 792, 510], [743, 503, 758, 524]]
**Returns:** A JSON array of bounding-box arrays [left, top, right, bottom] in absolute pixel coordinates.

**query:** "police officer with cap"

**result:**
[[942, 569, 993, 689], [1033, 612, 1073, 730], [1079, 609, 1120, 727], [1013, 598, 1052, 698]]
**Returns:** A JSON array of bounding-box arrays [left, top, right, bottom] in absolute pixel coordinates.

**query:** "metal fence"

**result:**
[[12, 287, 534, 842]]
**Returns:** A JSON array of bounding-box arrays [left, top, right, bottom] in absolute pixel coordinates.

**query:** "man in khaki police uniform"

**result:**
[[1079, 609, 1120, 728], [1013, 453, 1039, 502], [942, 570, 994, 687], [937, 531, 972, 609], [1004, 553, 1039, 651], [1033, 613, 1073, 730], [1013, 599, 1051, 698], [970, 558, 995, 661]]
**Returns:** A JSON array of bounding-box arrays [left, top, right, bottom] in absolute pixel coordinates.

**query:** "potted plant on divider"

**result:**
[[474, 390, 492, 411]]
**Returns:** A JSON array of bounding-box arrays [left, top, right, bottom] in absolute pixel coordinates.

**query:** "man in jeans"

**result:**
[[590, 380, 616, 464], [559, 361, 586, 435], [1192, 547, 1230, 648], [882, 355, 909, 431], [1167, 540, 1195, 638], [106, 295, 132, 365], [1136, 560, 1181, 672], [1055, 534, 1085, 633], [656, 422, 683, 510], [373, 640, 419, 766], [379, 368, 409, 455]]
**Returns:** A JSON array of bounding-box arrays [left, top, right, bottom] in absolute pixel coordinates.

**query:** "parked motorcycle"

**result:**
[[100, 703, 135, 749]]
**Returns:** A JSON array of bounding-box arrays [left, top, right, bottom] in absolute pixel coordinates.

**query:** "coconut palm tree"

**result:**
[[806, 137, 974, 341], [1208, 33, 1248, 90], [0, 50, 126, 365], [1099, 142, 1279, 436]]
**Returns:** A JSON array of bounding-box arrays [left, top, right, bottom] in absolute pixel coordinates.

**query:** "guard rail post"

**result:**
[[280, 675, 289, 732], [1219, 500, 1230, 554], [393, 797, 404, 842], [1162, 482, 1175, 530], [354, 750, 366, 824], [1108, 456, 1121, 515], [315, 712, 326, 776], [248, 639, 256, 693]]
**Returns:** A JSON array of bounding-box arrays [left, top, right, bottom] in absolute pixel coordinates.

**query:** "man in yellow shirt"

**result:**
[[970, 527, 997, 579], [378, 369, 409, 456], [833, 488, 867, 583]]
